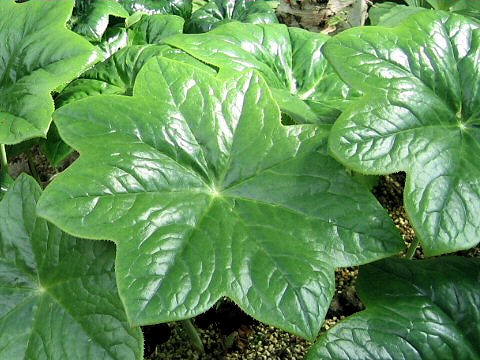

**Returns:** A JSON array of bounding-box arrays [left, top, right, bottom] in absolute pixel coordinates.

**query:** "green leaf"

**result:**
[[127, 14, 185, 45], [93, 26, 130, 61], [186, 0, 278, 34], [325, 12, 480, 256], [165, 23, 358, 124], [369, 1, 480, 24], [55, 29, 212, 164], [40, 123, 74, 168], [368, 2, 427, 26], [307, 256, 480, 359], [38, 57, 402, 340], [73, 0, 129, 40], [56, 44, 215, 106], [0, 175, 143, 359], [0, 169, 13, 200], [0, 0, 96, 145], [121, 0, 193, 19]]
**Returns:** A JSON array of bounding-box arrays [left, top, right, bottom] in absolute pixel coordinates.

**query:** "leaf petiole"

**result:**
[[405, 237, 420, 260], [180, 319, 205, 354], [0, 144, 8, 173]]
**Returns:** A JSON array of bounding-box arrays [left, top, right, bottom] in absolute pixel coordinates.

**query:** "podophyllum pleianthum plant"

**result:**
[[1, 0, 479, 359]]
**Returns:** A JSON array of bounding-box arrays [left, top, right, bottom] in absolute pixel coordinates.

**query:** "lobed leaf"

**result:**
[[186, 0, 278, 33], [72, 0, 129, 40], [127, 14, 185, 45], [121, 0, 193, 19], [0, 175, 143, 360], [165, 23, 358, 124], [307, 257, 480, 359], [37, 57, 402, 340], [325, 12, 480, 255], [0, 0, 96, 145]]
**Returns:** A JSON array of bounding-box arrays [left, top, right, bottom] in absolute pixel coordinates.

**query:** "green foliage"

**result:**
[[324, 12, 480, 256], [37, 57, 402, 340], [165, 23, 359, 124], [0, 0, 96, 145], [126, 13, 186, 44], [72, 0, 129, 40], [308, 256, 480, 359], [0, 169, 12, 200], [369, 2, 426, 26], [54, 15, 214, 162], [121, 0, 193, 19], [186, 0, 278, 33], [0, 175, 143, 359], [0, 3, 479, 357], [369, 0, 480, 26]]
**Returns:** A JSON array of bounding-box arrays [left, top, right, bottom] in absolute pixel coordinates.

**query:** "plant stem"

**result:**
[[27, 151, 41, 184], [180, 319, 204, 354], [405, 237, 420, 260], [0, 144, 8, 173]]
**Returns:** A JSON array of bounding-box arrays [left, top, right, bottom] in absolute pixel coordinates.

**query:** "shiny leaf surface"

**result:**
[[127, 14, 185, 45], [186, 0, 278, 33], [165, 23, 357, 124], [307, 257, 480, 359], [72, 0, 129, 40], [93, 26, 130, 61], [121, 0, 193, 19], [0, 175, 143, 359], [57, 44, 214, 106], [325, 12, 480, 255], [38, 58, 402, 340], [369, 1, 480, 26], [369, 3, 426, 26], [0, 0, 96, 145]]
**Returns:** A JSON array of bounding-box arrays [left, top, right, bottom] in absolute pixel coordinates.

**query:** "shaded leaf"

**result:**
[[40, 123, 74, 168], [0, 169, 13, 200], [0, 175, 143, 359], [72, 0, 129, 40], [307, 257, 480, 360]]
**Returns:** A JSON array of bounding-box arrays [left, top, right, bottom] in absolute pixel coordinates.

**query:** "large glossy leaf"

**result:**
[[186, 0, 278, 33], [94, 26, 130, 60], [72, 0, 129, 40], [127, 14, 185, 45], [369, 1, 480, 25], [37, 57, 402, 340], [307, 257, 480, 359], [325, 12, 480, 256], [55, 15, 208, 166], [165, 23, 358, 124], [0, 0, 96, 145], [56, 44, 214, 106], [121, 0, 193, 19], [0, 175, 143, 359], [368, 3, 427, 26]]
